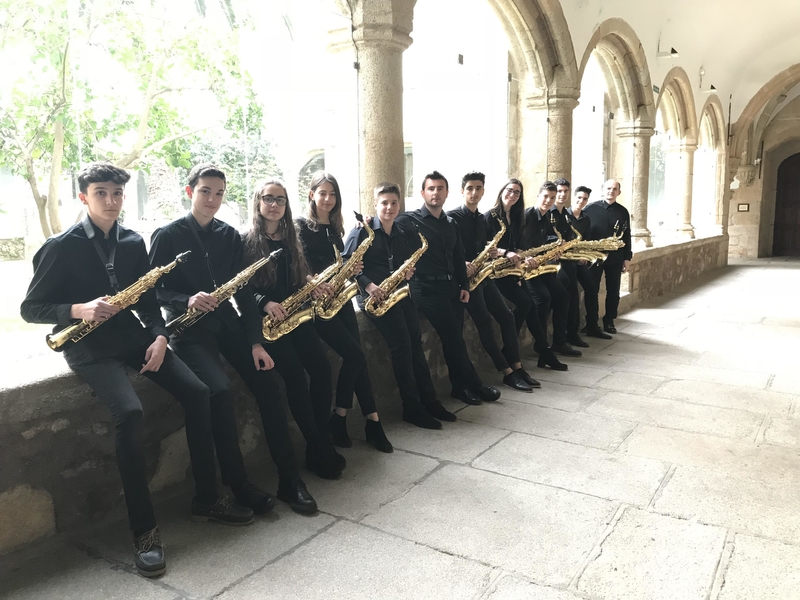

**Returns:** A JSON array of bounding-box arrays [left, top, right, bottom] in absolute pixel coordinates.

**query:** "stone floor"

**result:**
[[2, 257, 800, 600]]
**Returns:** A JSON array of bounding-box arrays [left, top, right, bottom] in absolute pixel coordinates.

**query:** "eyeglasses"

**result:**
[[261, 195, 288, 206], [504, 188, 521, 196]]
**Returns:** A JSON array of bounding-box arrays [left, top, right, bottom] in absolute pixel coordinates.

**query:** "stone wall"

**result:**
[[0, 237, 727, 554]]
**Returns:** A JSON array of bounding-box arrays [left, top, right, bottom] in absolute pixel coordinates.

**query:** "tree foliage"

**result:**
[[0, 0, 261, 238]]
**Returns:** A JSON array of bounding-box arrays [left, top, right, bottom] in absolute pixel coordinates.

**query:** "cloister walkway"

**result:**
[[2, 258, 799, 600]]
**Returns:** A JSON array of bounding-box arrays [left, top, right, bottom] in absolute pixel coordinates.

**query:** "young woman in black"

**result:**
[[243, 179, 345, 479], [484, 179, 567, 371], [297, 171, 392, 453]]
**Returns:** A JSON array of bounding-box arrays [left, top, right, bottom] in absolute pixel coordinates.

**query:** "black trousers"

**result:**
[[264, 322, 333, 449], [529, 272, 569, 347], [558, 261, 580, 339], [171, 323, 299, 484], [365, 296, 438, 412], [410, 280, 482, 392], [591, 251, 625, 323], [464, 280, 519, 371], [495, 276, 548, 353], [577, 262, 600, 330], [68, 347, 217, 537], [314, 301, 377, 416]]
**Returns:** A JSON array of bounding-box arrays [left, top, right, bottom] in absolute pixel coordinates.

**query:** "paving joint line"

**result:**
[[468, 429, 513, 465], [647, 463, 677, 510], [568, 503, 627, 591], [753, 414, 769, 443], [708, 530, 736, 600]]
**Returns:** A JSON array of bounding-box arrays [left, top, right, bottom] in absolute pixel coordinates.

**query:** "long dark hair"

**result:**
[[492, 178, 525, 242], [245, 179, 310, 289], [305, 171, 344, 238]]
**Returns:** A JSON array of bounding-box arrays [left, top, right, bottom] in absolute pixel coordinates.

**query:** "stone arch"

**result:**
[[655, 67, 698, 144], [578, 18, 656, 127], [696, 95, 728, 233]]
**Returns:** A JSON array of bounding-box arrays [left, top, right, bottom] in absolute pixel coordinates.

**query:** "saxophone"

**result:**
[[560, 217, 625, 263], [262, 247, 342, 342], [488, 239, 563, 280], [166, 248, 284, 336], [468, 216, 506, 291], [364, 232, 428, 318], [521, 222, 578, 280], [46, 251, 191, 351], [314, 212, 375, 320]]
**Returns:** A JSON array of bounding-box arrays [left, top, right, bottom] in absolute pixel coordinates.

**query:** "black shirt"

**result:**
[[247, 237, 297, 309], [296, 217, 342, 274], [566, 207, 592, 240], [149, 214, 263, 346], [549, 206, 577, 242], [343, 217, 417, 295], [396, 204, 469, 290], [447, 205, 486, 262], [21, 218, 168, 362], [484, 208, 520, 252], [582, 200, 633, 260], [522, 206, 556, 250]]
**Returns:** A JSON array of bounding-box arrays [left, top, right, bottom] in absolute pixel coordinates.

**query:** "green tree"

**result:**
[[0, 0, 260, 239]]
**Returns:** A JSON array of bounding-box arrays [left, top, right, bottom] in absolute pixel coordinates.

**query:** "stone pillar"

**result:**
[[546, 95, 579, 185], [617, 123, 654, 248], [679, 142, 696, 239], [337, 0, 416, 214]]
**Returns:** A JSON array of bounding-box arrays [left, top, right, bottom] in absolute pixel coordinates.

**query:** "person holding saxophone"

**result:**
[[343, 182, 453, 430]]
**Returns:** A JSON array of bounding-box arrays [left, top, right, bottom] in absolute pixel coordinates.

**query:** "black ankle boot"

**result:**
[[329, 412, 353, 448], [306, 444, 342, 480], [365, 420, 393, 453], [537, 348, 569, 371]]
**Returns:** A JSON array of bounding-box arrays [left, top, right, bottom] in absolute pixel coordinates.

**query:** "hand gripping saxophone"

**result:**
[[468, 215, 506, 291], [261, 247, 343, 342], [46, 251, 191, 351], [364, 232, 428, 318], [314, 212, 375, 320], [166, 248, 284, 336]]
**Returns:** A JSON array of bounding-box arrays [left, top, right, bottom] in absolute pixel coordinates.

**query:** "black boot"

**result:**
[[403, 407, 442, 430], [134, 527, 165, 578], [424, 402, 457, 422], [365, 420, 393, 453], [306, 444, 343, 480], [329, 412, 353, 448], [191, 497, 255, 526], [277, 478, 318, 514], [537, 348, 569, 371], [232, 481, 276, 515]]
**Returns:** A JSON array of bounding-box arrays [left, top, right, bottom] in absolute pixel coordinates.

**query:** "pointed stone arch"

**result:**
[[695, 95, 729, 234], [656, 67, 698, 145]]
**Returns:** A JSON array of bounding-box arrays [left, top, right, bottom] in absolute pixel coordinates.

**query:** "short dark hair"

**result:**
[[539, 181, 557, 194], [77, 162, 130, 193], [374, 182, 401, 199], [575, 186, 592, 195], [422, 170, 448, 191], [461, 171, 485, 189], [553, 178, 571, 188], [187, 163, 226, 189]]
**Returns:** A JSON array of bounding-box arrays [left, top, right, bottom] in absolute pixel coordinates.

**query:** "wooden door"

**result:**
[[773, 153, 800, 256]]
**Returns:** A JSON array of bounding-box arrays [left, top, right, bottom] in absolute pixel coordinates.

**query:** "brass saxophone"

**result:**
[[167, 248, 284, 336], [364, 232, 428, 318], [46, 251, 191, 351], [559, 217, 625, 263], [468, 216, 506, 291], [521, 221, 578, 280], [488, 239, 563, 280], [314, 212, 375, 320], [262, 247, 342, 342]]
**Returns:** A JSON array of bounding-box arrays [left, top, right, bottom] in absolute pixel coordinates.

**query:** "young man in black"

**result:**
[[447, 172, 537, 392], [569, 186, 611, 340], [582, 179, 633, 334], [21, 163, 253, 578], [149, 164, 316, 515], [398, 171, 501, 406]]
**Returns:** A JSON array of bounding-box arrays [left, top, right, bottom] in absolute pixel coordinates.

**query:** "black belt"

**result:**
[[414, 274, 453, 282]]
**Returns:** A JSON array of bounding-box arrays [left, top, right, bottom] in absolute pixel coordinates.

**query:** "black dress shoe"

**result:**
[[134, 527, 165, 578], [502, 372, 533, 392], [603, 320, 617, 334], [191, 497, 255, 526], [567, 335, 590, 348], [277, 478, 318, 514], [476, 385, 501, 402], [586, 328, 612, 340], [232, 481, 276, 515], [452, 389, 482, 405], [329, 412, 353, 448], [306, 446, 343, 480], [424, 402, 457, 422], [537, 348, 569, 371], [552, 343, 582, 357], [514, 368, 541, 388], [403, 408, 443, 429], [365, 420, 394, 453]]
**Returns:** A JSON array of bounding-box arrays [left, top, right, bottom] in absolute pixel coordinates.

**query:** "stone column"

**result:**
[[546, 95, 579, 186], [616, 123, 654, 248], [679, 142, 696, 239], [337, 0, 416, 214]]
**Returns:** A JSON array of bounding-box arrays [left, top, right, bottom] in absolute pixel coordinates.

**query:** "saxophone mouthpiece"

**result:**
[[176, 251, 192, 263], [354, 211, 366, 223], [269, 248, 284, 260]]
